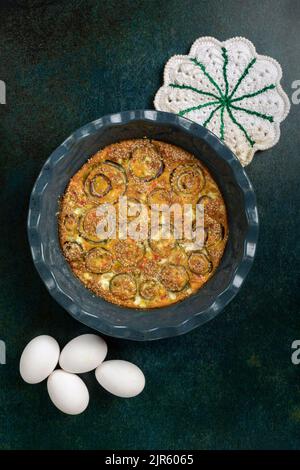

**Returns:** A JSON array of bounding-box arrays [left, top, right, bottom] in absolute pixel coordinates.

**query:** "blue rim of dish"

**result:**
[[27, 110, 259, 341]]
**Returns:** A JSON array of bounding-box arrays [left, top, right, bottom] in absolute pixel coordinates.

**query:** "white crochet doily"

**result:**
[[154, 37, 290, 166]]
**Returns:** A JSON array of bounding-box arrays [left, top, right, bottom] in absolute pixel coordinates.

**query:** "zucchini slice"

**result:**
[[63, 241, 83, 261], [198, 195, 223, 219], [139, 279, 166, 300], [110, 273, 137, 300], [85, 247, 113, 274], [130, 144, 163, 181], [84, 161, 126, 203], [188, 252, 212, 275], [160, 264, 189, 292], [115, 239, 145, 266], [149, 228, 177, 256], [79, 207, 108, 243], [170, 163, 205, 195], [89, 173, 112, 197], [148, 188, 173, 207]]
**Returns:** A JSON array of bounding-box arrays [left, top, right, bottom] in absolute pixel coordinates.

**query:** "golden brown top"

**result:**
[[59, 139, 228, 309]]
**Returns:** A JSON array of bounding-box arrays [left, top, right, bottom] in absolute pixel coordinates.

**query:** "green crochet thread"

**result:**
[[178, 100, 220, 117], [170, 48, 277, 147], [203, 104, 222, 127], [230, 84, 276, 103], [228, 57, 256, 99], [220, 106, 225, 140], [190, 57, 224, 98], [230, 104, 274, 122], [226, 105, 255, 147], [221, 47, 229, 97], [169, 83, 220, 100]]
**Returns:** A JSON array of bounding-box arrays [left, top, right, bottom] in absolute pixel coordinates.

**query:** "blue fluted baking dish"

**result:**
[[27, 110, 258, 341]]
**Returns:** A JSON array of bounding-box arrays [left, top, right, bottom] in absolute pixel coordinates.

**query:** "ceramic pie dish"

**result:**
[[27, 110, 258, 341]]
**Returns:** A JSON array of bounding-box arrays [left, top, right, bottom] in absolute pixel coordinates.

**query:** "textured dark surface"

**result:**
[[0, 0, 299, 450]]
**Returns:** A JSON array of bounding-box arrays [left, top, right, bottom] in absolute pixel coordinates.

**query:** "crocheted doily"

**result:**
[[154, 37, 290, 166]]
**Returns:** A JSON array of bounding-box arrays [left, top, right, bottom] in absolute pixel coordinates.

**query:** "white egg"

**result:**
[[59, 334, 107, 373], [47, 369, 89, 415], [95, 360, 145, 398], [19, 335, 60, 384]]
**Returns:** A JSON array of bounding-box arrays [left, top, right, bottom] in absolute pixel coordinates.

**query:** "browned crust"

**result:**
[[58, 139, 228, 309]]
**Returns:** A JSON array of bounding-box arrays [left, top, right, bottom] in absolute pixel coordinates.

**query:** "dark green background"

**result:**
[[0, 0, 299, 450]]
